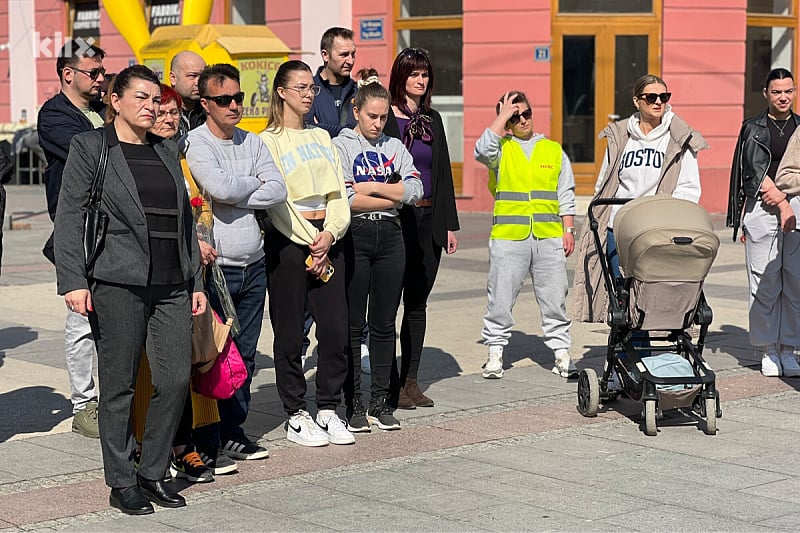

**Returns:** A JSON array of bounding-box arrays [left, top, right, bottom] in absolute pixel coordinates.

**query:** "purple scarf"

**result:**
[[400, 104, 434, 150]]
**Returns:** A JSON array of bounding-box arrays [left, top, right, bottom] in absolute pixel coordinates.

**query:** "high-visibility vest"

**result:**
[[489, 137, 563, 240]]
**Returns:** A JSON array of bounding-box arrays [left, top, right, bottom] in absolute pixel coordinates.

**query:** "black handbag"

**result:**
[[84, 131, 109, 272]]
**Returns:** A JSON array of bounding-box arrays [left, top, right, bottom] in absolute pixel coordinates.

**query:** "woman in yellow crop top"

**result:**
[[260, 60, 354, 447]]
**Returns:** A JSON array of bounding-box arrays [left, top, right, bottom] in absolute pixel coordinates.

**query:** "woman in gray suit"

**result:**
[[54, 65, 206, 515]]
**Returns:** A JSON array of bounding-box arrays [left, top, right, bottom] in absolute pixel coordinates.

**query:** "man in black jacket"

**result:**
[[0, 149, 12, 277], [37, 39, 106, 438], [305, 27, 358, 137]]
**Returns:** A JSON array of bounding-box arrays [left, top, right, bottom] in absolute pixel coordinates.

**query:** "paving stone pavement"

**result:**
[[1, 185, 800, 532]]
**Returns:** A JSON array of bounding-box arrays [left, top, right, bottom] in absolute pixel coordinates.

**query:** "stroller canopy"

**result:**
[[614, 195, 720, 283]]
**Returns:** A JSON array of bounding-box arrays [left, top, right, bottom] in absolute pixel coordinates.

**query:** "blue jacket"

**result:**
[[304, 66, 357, 137], [38, 92, 106, 221]]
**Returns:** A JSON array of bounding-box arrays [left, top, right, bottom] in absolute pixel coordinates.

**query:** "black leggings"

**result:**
[[396, 206, 442, 385]]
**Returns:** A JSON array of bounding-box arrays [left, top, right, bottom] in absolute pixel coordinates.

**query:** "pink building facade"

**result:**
[[1, 0, 794, 214]]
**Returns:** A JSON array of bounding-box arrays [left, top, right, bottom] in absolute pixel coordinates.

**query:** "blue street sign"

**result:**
[[360, 18, 384, 41]]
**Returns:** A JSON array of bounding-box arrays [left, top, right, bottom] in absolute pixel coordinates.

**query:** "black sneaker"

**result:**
[[222, 435, 269, 460], [170, 447, 214, 483], [197, 446, 238, 475], [367, 398, 401, 431], [346, 399, 371, 433]]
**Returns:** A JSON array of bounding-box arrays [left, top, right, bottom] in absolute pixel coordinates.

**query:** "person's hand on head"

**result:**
[[498, 92, 519, 123]]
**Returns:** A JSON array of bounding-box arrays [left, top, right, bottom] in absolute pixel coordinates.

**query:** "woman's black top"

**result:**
[[768, 118, 797, 179], [120, 142, 182, 285]]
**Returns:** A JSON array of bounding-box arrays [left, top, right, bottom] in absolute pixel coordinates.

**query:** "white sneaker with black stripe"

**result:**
[[221, 435, 269, 460], [316, 409, 355, 445], [287, 410, 330, 447]]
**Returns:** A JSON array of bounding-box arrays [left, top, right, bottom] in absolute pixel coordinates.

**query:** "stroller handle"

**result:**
[[588, 197, 634, 230]]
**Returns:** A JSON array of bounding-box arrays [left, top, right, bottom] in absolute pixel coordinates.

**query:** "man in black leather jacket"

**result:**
[[726, 67, 800, 378]]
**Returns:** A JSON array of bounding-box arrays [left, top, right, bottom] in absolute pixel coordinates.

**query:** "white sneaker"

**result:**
[[316, 409, 355, 445], [762, 353, 782, 377], [552, 349, 578, 378], [287, 410, 329, 447], [482, 348, 504, 379], [360, 343, 371, 375], [780, 352, 800, 377]]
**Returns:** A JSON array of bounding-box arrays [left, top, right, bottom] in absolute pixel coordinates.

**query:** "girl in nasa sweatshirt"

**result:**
[[333, 69, 422, 432]]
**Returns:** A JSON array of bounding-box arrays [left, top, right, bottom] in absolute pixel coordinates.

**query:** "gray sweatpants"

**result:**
[[482, 236, 571, 353], [65, 309, 98, 413], [743, 196, 800, 349]]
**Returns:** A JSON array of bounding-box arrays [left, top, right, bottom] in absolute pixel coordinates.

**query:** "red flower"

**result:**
[[190, 196, 204, 208]]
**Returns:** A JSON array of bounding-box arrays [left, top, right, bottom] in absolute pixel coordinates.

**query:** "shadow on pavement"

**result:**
[[0, 386, 71, 442], [0, 327, 39, 368]]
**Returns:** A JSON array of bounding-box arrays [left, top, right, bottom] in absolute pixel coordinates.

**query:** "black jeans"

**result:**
[[266, 222, 348, 415], [344, 216, 405, 406], [395, 206, 443, 390]]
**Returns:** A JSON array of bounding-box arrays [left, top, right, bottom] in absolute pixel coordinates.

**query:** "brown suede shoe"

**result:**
[[397, 384, 416, 410], [405, 378, 434, 407]]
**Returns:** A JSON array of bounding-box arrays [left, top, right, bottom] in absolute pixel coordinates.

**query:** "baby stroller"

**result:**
[[576, 195, 722, 436]]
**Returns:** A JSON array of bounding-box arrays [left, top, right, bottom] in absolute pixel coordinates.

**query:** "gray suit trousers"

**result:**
[[89, 281, 191, 488]]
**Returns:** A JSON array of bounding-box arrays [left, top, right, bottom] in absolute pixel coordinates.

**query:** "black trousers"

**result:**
[[395, 206, 443, 389], [89, 281, 191, 488], [266, 224, 348, 415], [343, 217, 405, 406]]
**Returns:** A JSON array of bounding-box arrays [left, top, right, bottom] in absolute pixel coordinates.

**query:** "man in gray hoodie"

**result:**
[[186, 63, 287, 469]]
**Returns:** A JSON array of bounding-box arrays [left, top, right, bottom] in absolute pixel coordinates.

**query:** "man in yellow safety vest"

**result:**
[[474, 91, 577, 379]]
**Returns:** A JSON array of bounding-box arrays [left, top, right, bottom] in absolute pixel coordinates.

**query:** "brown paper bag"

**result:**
[[191, 306, 233, 373]]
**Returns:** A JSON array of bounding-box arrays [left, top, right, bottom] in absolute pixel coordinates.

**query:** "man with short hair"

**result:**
[[186, 63, 287, 470], [170, 50, 207, 136], [306, 26, 358, 137], [38, 39, 107, 438]]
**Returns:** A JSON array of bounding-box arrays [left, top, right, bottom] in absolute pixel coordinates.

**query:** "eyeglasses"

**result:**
[[283, 85, 321, 97], [155, 109, 181, 121], [637, 92, 672, 105], [509, 109, 533, 125], [71, 66, 106, 80], [202, 92, 245, 106]]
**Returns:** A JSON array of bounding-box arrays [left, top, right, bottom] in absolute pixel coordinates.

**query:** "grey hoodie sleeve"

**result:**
[[474, 128, 502, 172], [332, 136, 357, 206], [558, 150, 577, 216], [394, 139, 423, 205]]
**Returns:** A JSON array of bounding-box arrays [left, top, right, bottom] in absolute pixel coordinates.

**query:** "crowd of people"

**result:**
[[30, 23, 800, 517]]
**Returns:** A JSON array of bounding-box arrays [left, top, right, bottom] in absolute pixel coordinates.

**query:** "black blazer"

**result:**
[[54, 124, 201, 295], [385, 107, 460, 248]]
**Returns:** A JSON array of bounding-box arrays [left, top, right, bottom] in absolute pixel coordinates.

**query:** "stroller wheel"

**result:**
[[643, 400, 658, 436], [577, 369, 600, 417], [703, 397, 717, 435]]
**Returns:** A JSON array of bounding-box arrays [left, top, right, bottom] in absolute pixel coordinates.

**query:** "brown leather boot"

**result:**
[[397, 384, 416, 410], [405, 378, 434, 407]]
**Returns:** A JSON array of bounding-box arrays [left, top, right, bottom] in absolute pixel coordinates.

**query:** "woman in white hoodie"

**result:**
[[333, 69, 423, 432], [573, 74, 708, 328]]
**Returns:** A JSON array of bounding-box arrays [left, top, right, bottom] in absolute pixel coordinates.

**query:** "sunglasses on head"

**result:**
[[638, 92, 671, 105], [508, 109, 532, 125], [71, 66, 106, 80], [203, 92, 245, 106]]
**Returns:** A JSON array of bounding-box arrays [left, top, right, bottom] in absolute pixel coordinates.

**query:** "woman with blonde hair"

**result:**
[[260, 60, 353, 447]]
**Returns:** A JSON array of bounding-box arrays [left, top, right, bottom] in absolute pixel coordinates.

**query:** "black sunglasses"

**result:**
[[638, 92, 671, 105], [71, 66, 106, 80], [509, 109, 533, 125], [203, 92, 245, 106]]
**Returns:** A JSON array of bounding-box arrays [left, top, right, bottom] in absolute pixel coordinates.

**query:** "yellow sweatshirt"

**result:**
[[259, 127, 350, 245]]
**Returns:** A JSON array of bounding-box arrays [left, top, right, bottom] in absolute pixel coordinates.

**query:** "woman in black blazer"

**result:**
[[54, 65, 206, 515], [384, 48, 460, 410]]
